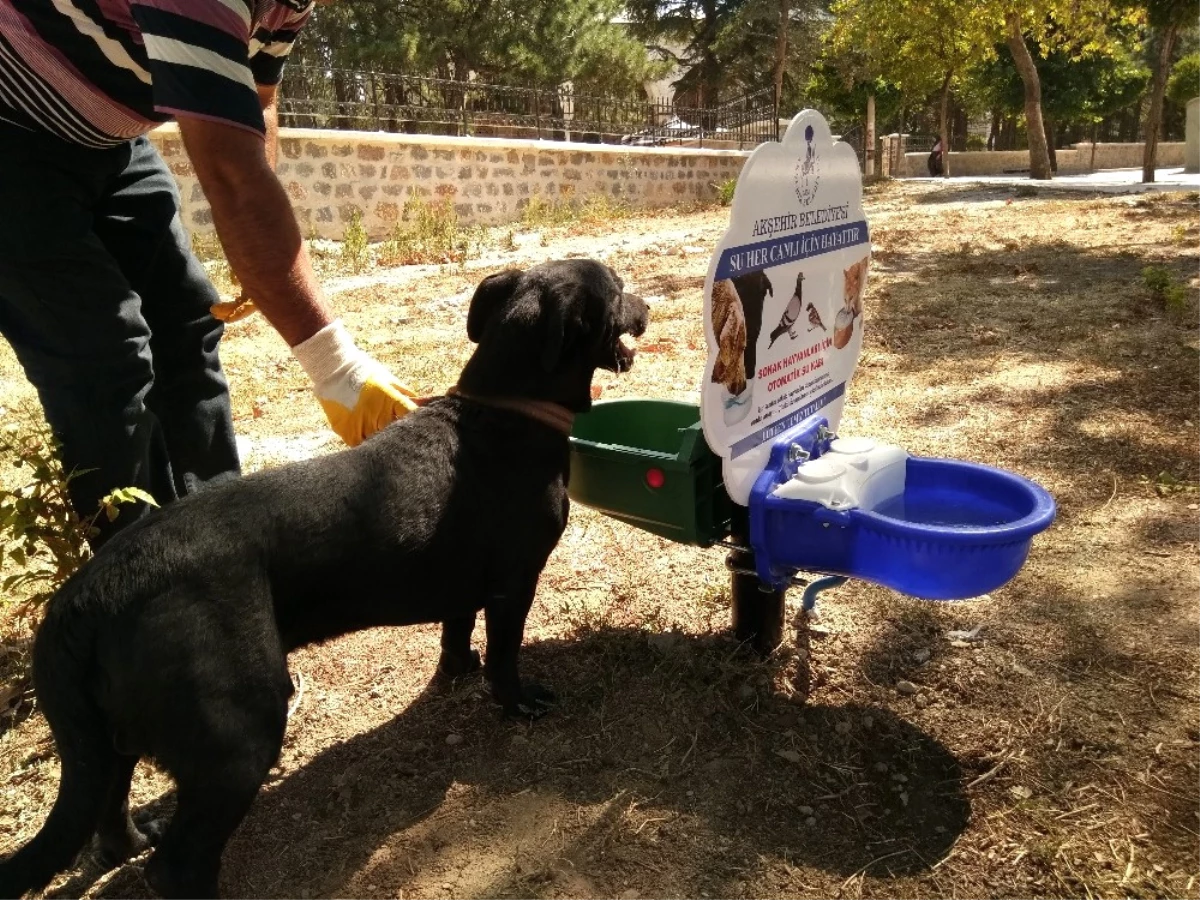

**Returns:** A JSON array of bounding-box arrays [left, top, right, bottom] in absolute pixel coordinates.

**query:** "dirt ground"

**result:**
[[1, 180, 1198, 900]]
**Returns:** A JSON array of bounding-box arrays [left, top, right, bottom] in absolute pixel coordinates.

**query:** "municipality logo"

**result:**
[[793, 124, 820, 207]]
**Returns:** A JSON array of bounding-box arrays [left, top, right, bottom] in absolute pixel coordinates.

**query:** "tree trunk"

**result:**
[[1090, 121, 1098, 171], [1005, 12, 1052, 180], [988, 108, 1000, 150], [1142, 22, 1180, 184], [938, 69, 953, 178], [953, 104, 968, 151], [1045, 118, 1057, 172], [772, 0, 788, 122], [866, 92, 876, 175], [333, 70, 352, 131]]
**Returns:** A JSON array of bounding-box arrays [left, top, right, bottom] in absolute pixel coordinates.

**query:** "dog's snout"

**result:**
[[622, 292, 650, 337]]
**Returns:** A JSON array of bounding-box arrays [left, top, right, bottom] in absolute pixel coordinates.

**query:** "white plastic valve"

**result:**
[[771, 436, 909, 510]]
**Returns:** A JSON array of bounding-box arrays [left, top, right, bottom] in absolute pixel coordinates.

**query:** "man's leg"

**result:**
[[0, 126, 176, 547], [93, 136, 240, 499]]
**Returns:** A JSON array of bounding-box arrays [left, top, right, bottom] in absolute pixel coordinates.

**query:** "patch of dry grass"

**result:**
[[2, 182, 1197, 899]]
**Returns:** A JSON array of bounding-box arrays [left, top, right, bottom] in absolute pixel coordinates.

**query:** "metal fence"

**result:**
[[277, 66, 779, 149]]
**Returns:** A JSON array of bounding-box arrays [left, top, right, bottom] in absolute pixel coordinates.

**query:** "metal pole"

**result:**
[[727, 506, 785, 655]]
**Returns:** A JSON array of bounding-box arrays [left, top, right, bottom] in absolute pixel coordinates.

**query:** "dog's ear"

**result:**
[[467, 269, 524, 343], [540, 288, 577, 373], [539, 284, 600, 373]]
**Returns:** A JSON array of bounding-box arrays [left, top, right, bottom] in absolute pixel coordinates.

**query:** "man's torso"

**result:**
[[0, 0, 313, 147]]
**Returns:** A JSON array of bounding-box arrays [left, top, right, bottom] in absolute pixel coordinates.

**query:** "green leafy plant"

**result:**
[[519, 195, 578, 230], [1166, 53, 1199, 109], [1, 411, 155, 627], [340, 207, 370, 271], [713, 178, 738, 206], [1141, 265, 1188, 314], [380, 198, 486, 265], [575, 192, 633, 229]]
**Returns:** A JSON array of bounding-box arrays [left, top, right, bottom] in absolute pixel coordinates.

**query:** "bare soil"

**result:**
[[1, 181, 1198, 900]]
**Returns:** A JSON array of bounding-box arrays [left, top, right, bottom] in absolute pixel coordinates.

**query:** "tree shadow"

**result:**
[[60, 628, 969, 899], [907, 184, 1123, 206], [862, 229, 1198, 486]]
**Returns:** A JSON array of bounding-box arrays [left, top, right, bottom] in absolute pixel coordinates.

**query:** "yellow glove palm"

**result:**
[[292, 321, 419, 447]]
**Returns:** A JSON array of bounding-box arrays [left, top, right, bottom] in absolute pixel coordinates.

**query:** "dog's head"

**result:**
[[457, 259, 649, 412]]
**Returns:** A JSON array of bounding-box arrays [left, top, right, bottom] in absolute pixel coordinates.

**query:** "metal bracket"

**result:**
[[714, 539, 752, 554], [723, 556, 811, 589], [787, 443, 811, 464]]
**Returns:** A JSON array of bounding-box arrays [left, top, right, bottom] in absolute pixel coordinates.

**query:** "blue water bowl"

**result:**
[[747, 415, 1056, 600]]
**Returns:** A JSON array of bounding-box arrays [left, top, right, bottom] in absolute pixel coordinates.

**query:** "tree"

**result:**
[[1166, 51, 1200, 107], [805, 61, 905, 132], [294, 0, 656, 92], [985, 0, 1122, 178], [971, 34, 1149, 168], [1140, 0, 1200, 182], [823, 0, 1117, 179], [710, 0, 825, 113], [826, 0, 992, 177], [624, 0, 736, 106]]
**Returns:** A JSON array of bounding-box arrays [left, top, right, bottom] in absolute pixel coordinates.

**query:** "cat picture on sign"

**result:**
[[834, 254, 869, 350]]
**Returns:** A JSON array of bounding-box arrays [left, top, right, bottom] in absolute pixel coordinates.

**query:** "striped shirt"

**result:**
[[0, 0, 312, 148]]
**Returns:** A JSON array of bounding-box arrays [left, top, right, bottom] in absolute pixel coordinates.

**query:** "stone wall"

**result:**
[[880, 136, 1187, 178], [148, 124, 751, 240]]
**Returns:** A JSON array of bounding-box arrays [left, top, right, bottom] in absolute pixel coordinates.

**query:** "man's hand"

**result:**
[[291, 321, 420, 446], [176, 114, 415, 444]]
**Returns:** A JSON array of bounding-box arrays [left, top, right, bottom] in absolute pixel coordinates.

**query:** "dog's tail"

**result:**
[[0, 602, 116, 899]]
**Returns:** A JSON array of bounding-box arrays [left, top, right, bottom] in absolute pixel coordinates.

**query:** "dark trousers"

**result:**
[[0, 122, 240, 547]]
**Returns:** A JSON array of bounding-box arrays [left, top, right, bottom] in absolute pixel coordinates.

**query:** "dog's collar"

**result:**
[[447, 387, 575, 437]]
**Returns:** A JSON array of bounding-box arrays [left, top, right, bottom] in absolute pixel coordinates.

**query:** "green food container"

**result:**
[[567, 399, 734, 546]]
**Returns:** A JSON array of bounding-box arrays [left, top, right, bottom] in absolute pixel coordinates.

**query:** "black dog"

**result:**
[[0, 259, 648, 899]]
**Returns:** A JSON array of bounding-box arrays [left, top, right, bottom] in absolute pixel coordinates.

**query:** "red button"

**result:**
[[646, 468, 666, 489]]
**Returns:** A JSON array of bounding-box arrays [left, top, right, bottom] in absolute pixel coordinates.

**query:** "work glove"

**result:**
[[210, 293, 258, 322], [211, 271, 260, 323], [291, 319, 420, 447]]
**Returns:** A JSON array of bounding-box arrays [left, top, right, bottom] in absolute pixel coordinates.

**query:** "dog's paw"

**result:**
[[137, 815, 168, 846], [503, 683, 557, 720], [437, 647, 483, 680], [96, 816, 164, 869]]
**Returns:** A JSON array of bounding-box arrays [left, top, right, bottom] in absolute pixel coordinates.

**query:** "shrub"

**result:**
[[380, 198, 486, 265], [1, 408, 154, 629], [714, 178, 738, 206], [1167, 53, 1199, 109], [340, 208, 370, 270], [1141, 265, 1189, 315]]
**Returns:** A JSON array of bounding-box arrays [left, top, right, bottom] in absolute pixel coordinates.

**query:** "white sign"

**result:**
[[701, 109, 871, 506]]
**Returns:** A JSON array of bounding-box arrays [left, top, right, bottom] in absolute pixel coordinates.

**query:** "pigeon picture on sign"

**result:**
[[702, 109, 871, 506]]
